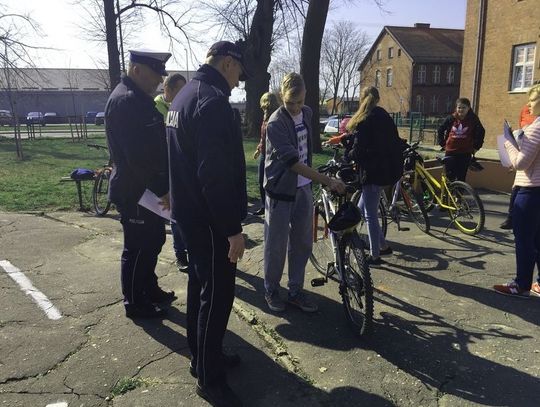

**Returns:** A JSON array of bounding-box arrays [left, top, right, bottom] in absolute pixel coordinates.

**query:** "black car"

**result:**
[[26, 112, 44, 126], [43, 112, 58, 125], [0, 110, 13, 126], [94, 111, 105, 125], [85, 111, 98, 123]]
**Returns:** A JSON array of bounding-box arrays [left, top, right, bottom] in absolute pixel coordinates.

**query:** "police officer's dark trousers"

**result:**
[[118, 203, 166, 305], [183, 222, 236, 386]]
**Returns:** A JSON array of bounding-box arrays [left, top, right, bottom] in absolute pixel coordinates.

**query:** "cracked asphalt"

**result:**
[[0, 190, 539, 407]]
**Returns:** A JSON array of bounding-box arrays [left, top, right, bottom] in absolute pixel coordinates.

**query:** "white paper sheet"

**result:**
[[138, 189, 171, 220], [504, 120, 520, 150], [497, 135, 512, 168]]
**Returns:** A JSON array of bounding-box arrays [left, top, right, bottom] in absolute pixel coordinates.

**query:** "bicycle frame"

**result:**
[[318, 189, 343, 277], [412, 162, 459, 211]]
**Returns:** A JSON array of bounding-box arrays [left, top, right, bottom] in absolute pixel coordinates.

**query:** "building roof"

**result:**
[[360, 24, 464, 70], [0, 68, 193, 91]]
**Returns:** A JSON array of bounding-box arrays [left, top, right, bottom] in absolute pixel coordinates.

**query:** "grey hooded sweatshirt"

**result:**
[[263, 105, 313, 201]]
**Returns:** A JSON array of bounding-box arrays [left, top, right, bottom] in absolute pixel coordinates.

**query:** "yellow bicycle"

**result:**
[[405, 143, 485, 235]]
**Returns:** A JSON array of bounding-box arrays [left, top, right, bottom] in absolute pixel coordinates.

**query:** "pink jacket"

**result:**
[[507, 118, 540, 187]]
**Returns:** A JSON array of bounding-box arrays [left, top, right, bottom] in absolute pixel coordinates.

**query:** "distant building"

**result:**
[[460, 0, 539, 147], [324, 97, 359, 115], [358, 23, 464, 116], [0, 68, 193, 121]]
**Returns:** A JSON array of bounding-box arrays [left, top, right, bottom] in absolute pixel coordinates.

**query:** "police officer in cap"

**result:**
[[167, 41, 248, 407], [105, 49, 176, 319]]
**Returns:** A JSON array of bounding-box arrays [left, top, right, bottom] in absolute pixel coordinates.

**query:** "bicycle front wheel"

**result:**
[[401, 181, 430, 233], [448, 181, 485, 235], [93, 168, 111, 216], [340, 232, 373, 337], [310, 198, 335, 275]]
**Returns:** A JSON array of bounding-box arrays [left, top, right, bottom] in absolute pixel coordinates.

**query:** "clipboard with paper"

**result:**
[[497, 120, 520, 168]]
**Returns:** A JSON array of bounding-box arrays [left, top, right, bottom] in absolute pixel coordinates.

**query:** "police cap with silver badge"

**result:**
[[129, 49, 172, 76], [206, 41, 250, 81]]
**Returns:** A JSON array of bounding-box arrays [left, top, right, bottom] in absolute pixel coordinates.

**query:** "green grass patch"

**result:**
[[110, 377, 149, 397], [0, 136, 334, 212]]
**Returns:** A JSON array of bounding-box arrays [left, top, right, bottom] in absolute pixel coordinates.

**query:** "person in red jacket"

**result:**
[[437, 98, 485, 182]]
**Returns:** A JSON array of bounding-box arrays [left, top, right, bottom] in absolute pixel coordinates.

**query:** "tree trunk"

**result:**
[[104, 0, 121, 89], [300, 0, 329, 153], [243, 0, 274, 139]]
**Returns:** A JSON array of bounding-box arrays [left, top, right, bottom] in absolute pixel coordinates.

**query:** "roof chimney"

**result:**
[[414, 23, 431, 28]]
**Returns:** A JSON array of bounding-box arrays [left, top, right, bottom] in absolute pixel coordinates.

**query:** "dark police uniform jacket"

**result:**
[[105, 76, 169, 208], [166, 64, 247, 238]]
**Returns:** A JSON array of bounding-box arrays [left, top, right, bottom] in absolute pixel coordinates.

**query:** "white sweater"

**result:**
[[506, 117, 540, 187]]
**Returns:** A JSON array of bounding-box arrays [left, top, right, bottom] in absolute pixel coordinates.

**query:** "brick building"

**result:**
[[359, 24, 464, 117], [460, 0, 539, 147]]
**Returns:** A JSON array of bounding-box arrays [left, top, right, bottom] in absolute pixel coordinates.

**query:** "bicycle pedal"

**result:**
[[311, 278, 326, 287]]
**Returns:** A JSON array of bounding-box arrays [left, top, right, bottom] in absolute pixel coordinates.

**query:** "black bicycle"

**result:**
[[88, 143, 112, 216]]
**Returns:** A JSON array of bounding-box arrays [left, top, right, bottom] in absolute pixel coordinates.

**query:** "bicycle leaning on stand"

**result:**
[[310, 159, 373, 337], [87, 143, 112, 216]]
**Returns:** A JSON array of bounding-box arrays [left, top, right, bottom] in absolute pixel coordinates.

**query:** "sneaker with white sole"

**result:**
[[530, 281, 540, 297], [265, 291, 286, 312], [287, 291, 318, 312], [493, 280, 530, 298]]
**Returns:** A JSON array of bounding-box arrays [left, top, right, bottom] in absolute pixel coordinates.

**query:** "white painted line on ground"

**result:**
[[46, 402, 68, 407], [0, 260, 62, 320]]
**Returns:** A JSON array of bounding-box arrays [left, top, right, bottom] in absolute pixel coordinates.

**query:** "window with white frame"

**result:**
[[375, 70, 381, 88], [511, 43, 536, 91], [386, 68, 393, 87], [446, 96, 453, 113], [416, 95, 425, 112], [446, 65, 455, 84], [388, 47, 394, 59], [418, 65, 426, 84], [433, 65, 441, 84], [376, 49, 382, 61], [431, 95, 439, 113]]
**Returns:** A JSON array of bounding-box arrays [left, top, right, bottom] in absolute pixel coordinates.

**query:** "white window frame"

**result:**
[[388, 47, 394, 59], [433, 65, 441, 84], [375, 70, 381, 88], [386, 68, 393, 87], [418, 65, 426, 84], [446, 96, 453, 113], [446, 66, 455, 84], [416, 95, 425, 112], [376, 49, 382, 61], [430, 95, 439, 113], [511, 43, 536, 91]]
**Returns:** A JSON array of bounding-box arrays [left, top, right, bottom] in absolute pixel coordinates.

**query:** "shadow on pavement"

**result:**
[[371, 289, 538, 406]]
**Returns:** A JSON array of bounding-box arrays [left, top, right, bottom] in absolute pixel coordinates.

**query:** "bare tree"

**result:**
[[321, 21, 369, 114], [299, 0, 329, 153], [0, 4, 46, 159], [94, 1, 199, 89]]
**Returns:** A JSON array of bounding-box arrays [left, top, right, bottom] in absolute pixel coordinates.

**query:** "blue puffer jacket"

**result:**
[[166, 64, 247, 238]]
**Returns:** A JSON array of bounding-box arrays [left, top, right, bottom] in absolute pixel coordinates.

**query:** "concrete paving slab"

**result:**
[[0, 190, 539, 406]]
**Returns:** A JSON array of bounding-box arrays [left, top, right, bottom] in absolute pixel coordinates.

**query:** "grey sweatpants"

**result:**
[[263, 184, 313, 296]]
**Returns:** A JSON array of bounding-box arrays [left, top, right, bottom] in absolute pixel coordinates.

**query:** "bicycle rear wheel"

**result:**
[[310, 198, 335, 275], [401, 181, 430, 233], [448, 181, 485, 235], [93, 168, 111, 216], [340, 232, 373, 337], [351, 190, 388, 246]]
